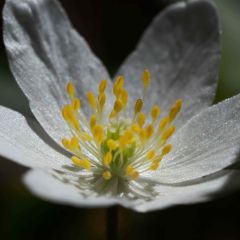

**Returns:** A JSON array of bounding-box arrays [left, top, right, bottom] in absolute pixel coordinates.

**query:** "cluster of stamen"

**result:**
[[61, 70, 182, 183]]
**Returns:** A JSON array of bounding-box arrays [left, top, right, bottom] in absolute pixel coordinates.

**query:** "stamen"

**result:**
[[169, 99, 183, 122], [134, 99, 144, 115], [72, 98, 81, 111], [87, 91, 97, 111], [99, 79, 108, 93], [61, 70, 183, 185], [103, 171, 112, 180], [103, 151, 112, 166], [71, 156, 91, 170], [137, 112, 146, 127], [142, 69, 151, 89], [67, 81, 75, 98], [151, 105, 161, 123]]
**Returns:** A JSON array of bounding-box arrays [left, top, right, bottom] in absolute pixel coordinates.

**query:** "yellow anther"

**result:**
[[119, 130, 134, 147], [93, 125, 104, 143], [142, 69, 151, 88], [71, 156, 91, 170], [107, 139, 119, 151], [62, 138, 70, 149], [147, 150, 156, 160], [162, 144, 172, 155], [89, 114, 97, 130], [98, 93, 106, 112], [103, 151, 112, 166], [145, 124, 154, 139], [115, 76, 124, 89], [72, 98, 81, 111], [98, 79, 108, 93], [72, 117, 80, 132], [70, 136, 80, 150], [161, 125, 176, 142], [158, 116, 169, 133], [137, 112, 146, 127], [169, 99, 183, 122], [62, 105, 74, 122], [87, 91, 97, 110], [126, 165, 139, 180], [134, 99, 144, 114], [109, 110, 116, 119], [113, 76, 124, 97], [149, 161, 160, 171], [139, 129, 147, 141], [103, 171, 112, 180], [114, 99, 123, 113], [120, 89, 128, 107], [151, 105, 161, 122], [67, 81, 75, 98], [131, 123, 141, 133]]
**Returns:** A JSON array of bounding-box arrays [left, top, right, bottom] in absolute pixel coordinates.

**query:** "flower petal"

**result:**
[[144, 93, 240, 184], [135, 170, 240, 212], [23, 169, 118, 207], [116, 0, 220, 126], [3, 0, 113, 144], [0, 105, 70, 170]]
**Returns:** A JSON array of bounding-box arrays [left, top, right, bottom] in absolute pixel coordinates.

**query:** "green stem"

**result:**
[[107, 206, 118, 240]]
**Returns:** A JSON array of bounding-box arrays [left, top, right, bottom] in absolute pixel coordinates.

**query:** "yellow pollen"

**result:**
[[71, 156, 91, 170], [70, 136, 80, 150], [145, 124, 154, 139], [113, 76, 124, 97], [98, 93, 106, 113], [160, 125, 176, 143], [147, 150, 156, 160], [131, 123, 141, 133], [126, 165, 139, 180], [61, 70, 183, 183], [72, 98, 81, 111], [137, 112, 146, 127], [90, 114, 97, 130], [142, 69, 151, 88], [103, 151, 112, 166], [169, 99, 183, 122], [98, 79, 108, 93], [107, 139, 119, 151], [87, 91, 97, 110], [120, 89, 128, 108], [162, 144, 172, 155], [103, 171, 112, 180], [119, 130, 134, 147], [158, 116, 169, 133], [151, 105, 161, 122], [134, 99, 144, 114], [114, 99, 123, 114], [67, 81, 75, 98], [149, 160, 160, 171], [93, 124, 104, 143], [62, 138, 70, 149]]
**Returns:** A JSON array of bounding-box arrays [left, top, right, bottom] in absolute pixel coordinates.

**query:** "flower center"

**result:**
[[61, 70, 182, 182]]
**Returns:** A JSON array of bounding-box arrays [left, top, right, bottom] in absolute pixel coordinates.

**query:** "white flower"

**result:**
[[1, 0, 240, 212]]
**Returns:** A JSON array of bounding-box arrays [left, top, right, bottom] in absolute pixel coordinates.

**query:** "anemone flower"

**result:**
[[1, 0, 240, 213]]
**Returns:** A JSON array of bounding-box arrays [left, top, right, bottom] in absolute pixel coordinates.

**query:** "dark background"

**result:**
[[1, 0, 240, 239]]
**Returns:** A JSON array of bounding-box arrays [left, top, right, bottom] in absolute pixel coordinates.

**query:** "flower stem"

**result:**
[[106, 206, 118, 240]]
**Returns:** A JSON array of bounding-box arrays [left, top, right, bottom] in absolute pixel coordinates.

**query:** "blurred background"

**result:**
[[1, 0, 240, 239]]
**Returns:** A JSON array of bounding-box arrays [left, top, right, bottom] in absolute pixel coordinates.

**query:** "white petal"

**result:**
[[145, 94, 240, 184], [0, 106, 70, 170], [3, 0, 114, 144], [135, 170, 240, 212], [23, 169, 118, 207], [116, 0, 220, 126]]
